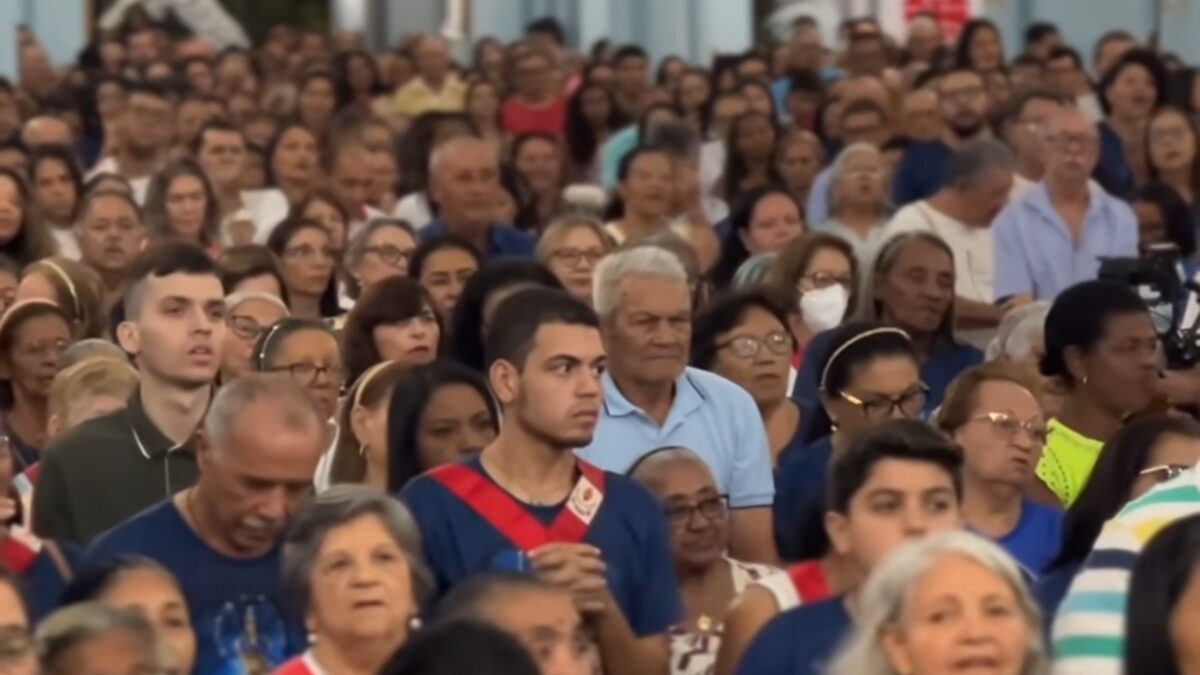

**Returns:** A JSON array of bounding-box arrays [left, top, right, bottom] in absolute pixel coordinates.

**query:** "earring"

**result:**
[[409, 615, 423, 631], [357, 443, 367, 457], [1082, 375, 1090, 386]]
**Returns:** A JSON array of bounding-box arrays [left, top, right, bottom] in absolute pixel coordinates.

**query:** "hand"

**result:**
[[529, 543, 610, 615], [1002, 293, 1034, 312], [1160, 368, 1200, 406]]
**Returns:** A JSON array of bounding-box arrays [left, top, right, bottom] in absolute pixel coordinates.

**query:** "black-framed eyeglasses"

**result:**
[[663, 494, 729, 528], [270, 362, 346, 386], [840, 385, 929, 421], [550, 248, 607, 268], [364, 244, 412, 267], [719, 332, 793, 359], [969, 412, 1049, 445], [228, 315, 268, 342], [1139, 464, 1191, 484]]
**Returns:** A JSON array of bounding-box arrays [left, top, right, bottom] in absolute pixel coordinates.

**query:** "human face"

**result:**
[[49, 629, 159, 675], [901, 90, 941, 142], [619, 152, 673, 220], [834, 149, 886, 212], [742, 85, 773, 117], [419, 246, 478, 318], [76, 195, 145, 276], [298, 77, 337, 131], [1134, 201, 1169, 252], [1009, 98, 1060, 174], [0, 176, 24, 244], [1149, 109, 1196, 174], [938, 72, 988, 139], [1042, 110, 1101, 183], [307, 514, 417, 646], [303, 199, 348, 253], [545, 226, 608, 305], [175, 100, 218, 149], [0, 580, 33, 675], [1130, 432, 1200, 500], [123, 273, 226, 387], [356, 226, 416, 290], [165, 174, 208, 243], [222, 298, 288, 381], [710, 96, 747, 141], [959, 168, 1015, 226], [1078, 311, 1160, 416], [645, 456, 729, 572], [799, 246, 854, 295], [735, 114, 777, 164], [198, 129, 247, 191], [430, 142, 500, 230], [515, 138, 562, 196], [416, 382, 496, 470], [711, 306, 792, 408], [516, 53, 554, 99], [268, 329, 343, 420], [1107, 63, 1156, 121], [333, 146, 373, 215], [615, 55, 648, 96], [467, 82, 500, 121], [778, 137, 822, 193], [827, 458, 961, 572], [280, 227, 335, 301], [33, 158, 76, 223], [601, 275, 691, 388], [876, 239, 954, 337], [881, 554, 1030, 675], [373, 304, 439, 366], [742, 193, 804, 254], [968, 26, 1004, 72], [480, 588, 592, 675], [4, 313, 70, 401], [678, 73, 711, 114], [122, 92, 173, 153], [99, 568, 196, 675], [953, 380, 1046, 489], [824, 354, 923, 439], [580, 86, 613, 128], [272, 126, 318, 188], [185, 60, 215, 95], [416, 39, 451, 82]]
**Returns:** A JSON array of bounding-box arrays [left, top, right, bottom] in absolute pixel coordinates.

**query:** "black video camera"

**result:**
[[1098, 243, 1200, 369]]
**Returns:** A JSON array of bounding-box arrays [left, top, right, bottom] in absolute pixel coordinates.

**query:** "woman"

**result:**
[[464, 78, 504, 154], [720, 111, 782, 203], [986, 302, 1063, 415], [296, 70, 343, 138], [291, 190, 351, 259], [143, 160, 221, 255], [712, 187, 806, 289], [605, 146, 675, 245], [329, 362, 408, 489], [217, 244, 290, 304], [409, 235, 482, 322], [1032, 280, 1158, 507], [58, 556, 196, 675], [45, 357, 138, 441], [0, 168, 58, 268], [629, 447, 778, 675], [512, 133, 565, 232], [387, 359, 499, 491], [535, 217, 614, 306], [28, 146, 83, 259], [266, 123, 320, 205], [1100, 49, 1169, 186], [692, 290, 802, 467], [951, 19, 1006, 73], [1133, 180, 1198, 260], [775, 130, 823, 211], [1125, 512, 1200, 675], [221, 291, 290, 382], [767, 233, 858, 369], [828, 532, 1049, 675], [936, 361, 1062, 574], [738, 79, 778, 120], [821, 143, 890, 258], [342, 276, 440, 384], [16, 257, 106, 340], [0, 301, 72, 471], [336, 51, 385, 114], [675, 69, 713, 135], [266, 218, 340, 320], [343, 219, 417, 303], [276, 485, 433, 675], [35, 603, 161, 675], [565, 80, 627, 182], [0, 566, 36, 675], [450, 260, 562, 372], [252, 317, 345, 423]]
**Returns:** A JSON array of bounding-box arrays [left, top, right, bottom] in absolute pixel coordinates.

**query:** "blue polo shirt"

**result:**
[[992, 181, 1138, 301], [400, 455, 682, 636], [420, 220, 536, 260], [735, 596, 853, 675], [576, 368, 775, 510]]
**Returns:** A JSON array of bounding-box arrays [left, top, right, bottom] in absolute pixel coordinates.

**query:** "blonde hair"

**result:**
[[48, 358, 138, 433], [534, 216, 614, 266]]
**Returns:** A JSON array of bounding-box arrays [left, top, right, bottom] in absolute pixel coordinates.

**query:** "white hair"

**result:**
[[986, 301, 1051, 361], [428, 136, 497, 176], [223, 291, 289, 314], [827, 531, 1049, 675], [204, 373, 324, 450], [592, 245, 688, 317]]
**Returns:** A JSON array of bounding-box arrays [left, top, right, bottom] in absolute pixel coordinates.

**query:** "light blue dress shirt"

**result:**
[[576, 367, 774, 509], [805, 166, 834, 227], [992, 182, 1138, 301]]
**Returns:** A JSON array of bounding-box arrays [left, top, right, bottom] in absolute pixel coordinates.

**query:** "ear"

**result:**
[[818, 392, 840, 428], [824, 510, 852, 557], [1062, 344, 1087, 384], [194, 427, 214, 473], [879, 625, 915, 675], [489, 359, 519, 407], [115, 320, 141, 357]]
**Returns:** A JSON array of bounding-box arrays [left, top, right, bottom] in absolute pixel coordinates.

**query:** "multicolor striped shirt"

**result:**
[[1051, 470, 1200, 674]]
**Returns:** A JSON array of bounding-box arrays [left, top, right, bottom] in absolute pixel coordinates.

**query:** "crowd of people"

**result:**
[[0, 3, 1199, 674]]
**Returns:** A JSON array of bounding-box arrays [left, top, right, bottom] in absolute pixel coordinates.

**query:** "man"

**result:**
[[1045, 46, 1103, 121], [74, 189, 148, 309], [999, 89, 1068, 199], [993, 107, 1138, 301], [502, 48, 567, 136], [1024, 22, 1062, 61], [195, 120, 247, 220], [737, 420, 964, 675], [420, 136, 535, 259], [904, 13, 942, 66], [612, 46, 651, 120], [123, 25, 163, 75], [806, 99, 891, 227], [881, 139, 1018, 349], [892, 68, 991, 207], [20, 116, 72, 150], [175, 94, 223, 152], [402, 288, 680, 675], [83, 374, 322, 673], [325, 139, 383, 239], [391, 36, 465, 118], [34, 242, 224, 544], [88, 82, 174, 204], [437, 573, 593, 675], [578, 247, 777, 564], [898, 88, 941, 143]]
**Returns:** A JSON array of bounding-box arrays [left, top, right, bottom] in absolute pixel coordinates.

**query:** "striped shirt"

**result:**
[[1051, 469, 1200, 674]]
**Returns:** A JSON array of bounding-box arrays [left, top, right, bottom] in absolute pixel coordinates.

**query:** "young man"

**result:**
[[402, 287, 680, 675], [33, 242, 224, 544], [82, 374, 326, 673], [736, 420, 963, 675]]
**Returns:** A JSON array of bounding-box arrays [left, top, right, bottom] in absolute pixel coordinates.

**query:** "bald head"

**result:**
[[22, 116, 72, 149]]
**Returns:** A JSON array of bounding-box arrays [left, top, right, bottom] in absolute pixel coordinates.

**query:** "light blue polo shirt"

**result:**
[[576, 367, 774, 509], [992, 181, 1138, 301]]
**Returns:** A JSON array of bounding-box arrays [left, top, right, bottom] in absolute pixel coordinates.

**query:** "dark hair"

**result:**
[[386, 359, 498, 491], [1024, 22, 1060, 47], [0, 301, 70, 409], [409, 235, 483, 282], [526, 16, 567, 45], [192, 119, 244, 156], [264, 122, 318, 188], [1145, 106, 1200, 215], [377, 620, 541, 675], [826, 418, 963, 514], [396, 112, 475, 195], [691, 289, 790, 370], [250, 317, 337, 372], [497, 163, 538, 231], [464, 77, 501, 132], [342, 276, 440, 384], [1099, 49, 1169, 115], [0, 168, 57, 267], [122, 242, 218, 319], [288, 189, 350, 244], [451, 260, 563, 372], [1039, 280, 1149, 386], [27, 145, 84, 223], [124, 80, 173, 104], [334, 49, 385, 98], [142, 158, 221, 247], [265, 218, 341, 318], [702, 89, 746, 140], [711, 185, 801, 288], [58, 555, 176, 607], [436, 572, 557, 624], [1046, 45, 1084, 71], [721, 111, 783, 204], [216, 245, 290, 307], [296, 68, 347, 125], [614, 45, 648, 67], [1134, 180, 1197, 257], [565, 80, 628, 169], [952, 18, 1004, 71], [1092, 30, 1135, 71], [738, 77, 781, 121], [484, 287, 597, 371], [1125, 513, 1200, 675]]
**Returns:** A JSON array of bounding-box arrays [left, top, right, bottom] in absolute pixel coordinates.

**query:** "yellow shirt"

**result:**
[[1034, 418, 1105, 506], [390, 76, 466, 118]]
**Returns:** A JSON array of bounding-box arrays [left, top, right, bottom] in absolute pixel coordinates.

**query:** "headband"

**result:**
[[0, 299, 64, 340], [352, 360, 398, 410], [818, 327, 912, 391], [255, 322, 287, 369], [38, 260, 81, 320]]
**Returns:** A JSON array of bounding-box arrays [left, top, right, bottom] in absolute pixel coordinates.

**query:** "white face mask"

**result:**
[[799, 284, 849, 334]]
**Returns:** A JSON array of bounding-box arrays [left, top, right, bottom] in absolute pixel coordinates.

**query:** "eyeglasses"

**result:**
[[968, 412, 1049, 445], [1138, 463, 1191, 484], [271, 362, 345, 386], [663, 494, 729, 528], [799, 271, 854, 291], [719, 332, 793, 359], [364, 244, 412, 267], [228, 315, 269, 342], [839, 385, 929, 421], [551, 248, 607, 268]]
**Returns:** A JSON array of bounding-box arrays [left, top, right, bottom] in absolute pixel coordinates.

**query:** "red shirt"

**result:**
[[788, 560, 832, 604], [501, 95, 567, 136]]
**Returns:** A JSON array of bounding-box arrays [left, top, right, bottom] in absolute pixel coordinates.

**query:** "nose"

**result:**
[[576, 369, 603, 397], [257, 486, 289, 522], [547, 647, 592, 675], [901, 504, 931, 536]]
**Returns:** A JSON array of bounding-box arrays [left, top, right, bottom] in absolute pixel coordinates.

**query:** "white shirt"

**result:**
[[242, 189, 292, 244], [86, 157, 150, 205], [393, 192, 434, 230], [700, 140, 726, 198], [49, 227, 80, 260]]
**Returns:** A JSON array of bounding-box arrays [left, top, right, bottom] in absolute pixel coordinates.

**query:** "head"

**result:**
[[1040, 107, 1102, 187], [829, 143, 889, 218], [251, 318, 343, 420], [266, 219, 337, 316], [936, 69, 989, 141], [46, 357, 138, 440], [0, 300, 71, 410], [216, 244, 288, 304], [691, 290, 793, 411], [1146, 106, 1200, 191], [938, 138, 1016, 226], [119, 83, 174, 157], [292, 190, 350, 254], [1125, 513, 1200, 675], [296, 70, 342, 133], [194, 121, 247, 195], [513, 133, 564, 199], [35, 603, 160, 675], [28, 145, 82, 225], [1000, 90, 1067, 179], [615, 147, 674, 222], [535, 217, 613, 306], [345, 219, 417, 300], [985, 302, 1061, 415], [326, 360, 406, 486], [18, 257, 106, 340], [414, 37, 452, 83], [838, 98, 891, 151], [769, 232, 858, 335], [953, 19, 1005, 73], [613, 46, 649, 97], [451, 260, 563, 372], [143, 160, 220, 247], [1100, 49, 1166, 122], [631, 447, 733, 575], [410, 235, 482, 320], [326, 141, 373, 218], [861, 233, 957, 344], [1133, 180, 1197, 257], [220, 291, 289, 382], [0, 168, 55, 267], [343, 275, 440, 382], [775, 130, 824, 195], [266, 123, 319, 191], [429, 136, 501, 234]]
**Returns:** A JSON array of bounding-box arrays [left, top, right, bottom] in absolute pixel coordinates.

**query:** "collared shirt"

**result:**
[[32, 389, 199, 545], [576, 368, 775, 509], [420, 219, 536, 260], [992, 181, 1138, 301], [390, 76, 466, 118]]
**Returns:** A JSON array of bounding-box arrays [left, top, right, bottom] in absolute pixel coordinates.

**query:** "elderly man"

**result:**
[[993, 107, 1138, 301], [419, 135, 536, 259], [20, 115, 72, 150], [391, 36, 465, 117], [577, 246, 777, 564]]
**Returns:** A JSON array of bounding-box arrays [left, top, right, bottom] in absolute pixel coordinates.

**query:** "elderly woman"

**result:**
[[36, 603, 163, 675], [986, 301, 1063, 417], [828, 532, 1049, 675], [276, 485, 433, 675], [342, 219, 418, 306], [535, 216, 614, 306], [221, 291, 290, 382], [819, 143, 891, 260]]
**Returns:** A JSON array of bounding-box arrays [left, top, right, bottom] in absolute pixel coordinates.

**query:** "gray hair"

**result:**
[[223, 290, 290, 315], [56, 338, 128, 371], [732, 253, 777, 290], [342, 218, 416, 299], [428, 135, 497, 176], [829, 143, 889, 217], [855, 231, 958, 345], [828, 531, 1049, 675], [941, 138, 1016, 190], [592, 245, 689, 317], [203, 373, 325, 450], [37, 603, 159, 674], [986, 301, 1051, 361], [283, 485, 435, 616]]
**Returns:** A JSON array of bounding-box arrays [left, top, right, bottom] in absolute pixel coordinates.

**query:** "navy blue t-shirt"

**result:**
[[773, 436, 834, 562], [83, 501, 304, 675], [24, 542, 78, 620], [735, 596, 853, 675], [400, 456, 682, 636]]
